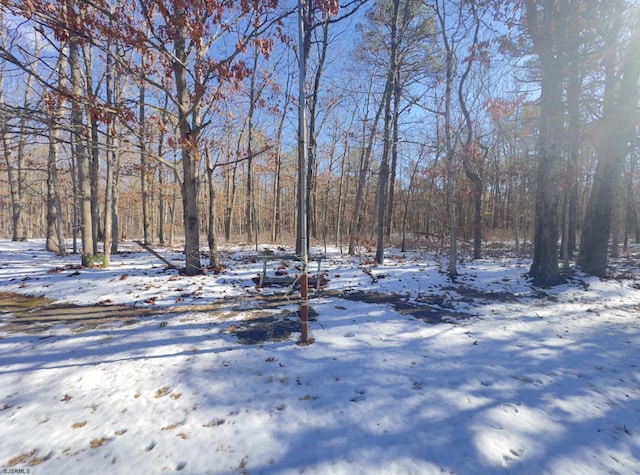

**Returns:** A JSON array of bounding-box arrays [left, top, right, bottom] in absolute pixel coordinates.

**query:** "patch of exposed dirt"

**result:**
[[326, 290, 473, 324], [222, 307, 319, 345], [442, 285, 520, 303]]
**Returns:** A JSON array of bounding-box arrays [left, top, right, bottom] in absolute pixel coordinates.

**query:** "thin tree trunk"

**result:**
[[271, 73, 290, 244], [624, 150, 637, 252], [385, 79, 401, 241], [336, 141, 349, 251], [82, 45, 101, 253], [205, 149, 221, 271], [110, 144, 121, 255], [306, 19, 330, 241], [245, 51, 259, 246], [140, 71, 151, 245], [158, 165, 165, 245], [103, 34, 119, 268], [224, 152, 238, 241], [349, 86, 384, 255], [2, 52, 32, 241]]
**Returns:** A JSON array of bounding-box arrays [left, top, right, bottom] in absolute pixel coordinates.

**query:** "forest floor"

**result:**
[[1, 239, 639, 474]]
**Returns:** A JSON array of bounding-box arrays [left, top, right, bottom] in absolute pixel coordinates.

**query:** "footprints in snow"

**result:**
[[350, 389, 367, 402], [503, 447, 524, 464], [143, 440, 186, 472]]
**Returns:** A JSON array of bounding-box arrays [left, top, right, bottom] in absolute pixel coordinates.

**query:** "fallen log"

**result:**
[[134, 240, 179, 270]]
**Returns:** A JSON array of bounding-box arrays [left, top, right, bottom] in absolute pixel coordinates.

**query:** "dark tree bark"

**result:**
[[526, 0, 568, 286], [561, 34, 582, 264], [579, 1, 640, 277], [173, 3, 202, 275]]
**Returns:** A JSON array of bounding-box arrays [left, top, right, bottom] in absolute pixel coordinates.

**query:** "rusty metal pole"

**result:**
[[297, 0, 310, 344]]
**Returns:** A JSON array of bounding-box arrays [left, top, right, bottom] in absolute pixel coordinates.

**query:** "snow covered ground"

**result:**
[[0, 239, 639, 474]]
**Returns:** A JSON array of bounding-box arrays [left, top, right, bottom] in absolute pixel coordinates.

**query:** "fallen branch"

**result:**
[[134, 240, 179, 270]]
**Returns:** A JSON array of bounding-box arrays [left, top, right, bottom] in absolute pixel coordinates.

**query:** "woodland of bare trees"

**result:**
[[0, 0, 638, 284]]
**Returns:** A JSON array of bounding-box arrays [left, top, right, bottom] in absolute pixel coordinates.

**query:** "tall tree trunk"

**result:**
[[173, 4, 202, 275], [306, 19, 330, 241], [156, 90, 170, 246], [296, 0, 310, 257], [103, 35, 119, 268], [443, 20, 457, 277], [385, 79, 401, 240], [83, 45, 101, 253], [245, 51, 259, 247], [579, 3, 640, 276], [69, 133, 78, 254], [46, 52, 67, 255], [0, 91, 23, 242], [89, 113, 100, 251], [562, 40, 582, 263], [458, 0, 484, 260], [526, 0, 566, 285], [375, 0, 400, 265], [139, 71, 151, 245], [68, 8, 94, 266], [46, 121, 66, 255]]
